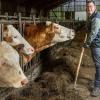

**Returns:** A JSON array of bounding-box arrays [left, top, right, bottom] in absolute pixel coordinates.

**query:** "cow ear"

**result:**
[[3, 24, 8, 31], [46, 21, 52, 26]]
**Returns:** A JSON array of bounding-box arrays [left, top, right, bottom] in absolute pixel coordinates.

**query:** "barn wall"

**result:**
[[0, 0, 67, 19], [17, 5, 26, 16], [75, 11, 86, 21], [0, 0, 37, 16], [0, 0, 17, 15]]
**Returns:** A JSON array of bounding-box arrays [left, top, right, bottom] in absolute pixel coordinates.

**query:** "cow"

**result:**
[[3, 24, 34, 64], [24, 21, 75, 52], [3, 21, 75, 63], [0, 41, 28, 88]]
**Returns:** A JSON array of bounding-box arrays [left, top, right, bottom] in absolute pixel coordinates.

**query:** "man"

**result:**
[[84, 0, 100, 97]]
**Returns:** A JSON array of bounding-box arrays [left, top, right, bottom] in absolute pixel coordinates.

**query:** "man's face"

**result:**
[[86, 2, 96, 16]]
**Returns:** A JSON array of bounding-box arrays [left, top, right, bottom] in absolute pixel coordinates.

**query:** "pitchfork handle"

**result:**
[[74, 33, 87, 89]]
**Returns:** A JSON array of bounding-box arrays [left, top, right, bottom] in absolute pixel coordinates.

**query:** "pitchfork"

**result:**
[[74, 33, 87, 89]]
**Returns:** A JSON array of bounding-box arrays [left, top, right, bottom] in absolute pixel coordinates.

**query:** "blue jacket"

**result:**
[[86, 11, 100, 47]]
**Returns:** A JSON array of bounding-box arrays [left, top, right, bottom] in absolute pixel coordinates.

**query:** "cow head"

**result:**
[[3, 24, 34, 55], [46, 21, 75, 43], [0, 41, 28, 88]]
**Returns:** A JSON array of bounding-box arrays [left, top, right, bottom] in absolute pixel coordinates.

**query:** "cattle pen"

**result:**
[[0, 13, 74, 99]]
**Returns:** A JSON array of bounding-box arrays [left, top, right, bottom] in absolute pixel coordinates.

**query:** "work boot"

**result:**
[[91, 87, 100, 97]]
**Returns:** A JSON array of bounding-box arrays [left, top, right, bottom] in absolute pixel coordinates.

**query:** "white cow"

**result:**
[[0, 41, 28, 88]]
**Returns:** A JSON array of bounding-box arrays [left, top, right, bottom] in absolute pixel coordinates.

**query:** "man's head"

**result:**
[[86, 0, 96, 16]]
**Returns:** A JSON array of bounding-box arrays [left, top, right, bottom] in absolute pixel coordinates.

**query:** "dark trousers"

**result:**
[[91, 47, 100, 87]]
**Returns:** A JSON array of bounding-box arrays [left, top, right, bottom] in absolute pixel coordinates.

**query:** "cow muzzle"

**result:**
[[21, 78, 29, 86], [13, 78, 29, 88]]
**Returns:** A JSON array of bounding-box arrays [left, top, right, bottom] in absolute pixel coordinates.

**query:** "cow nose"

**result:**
[[21, 79, 29, 86]]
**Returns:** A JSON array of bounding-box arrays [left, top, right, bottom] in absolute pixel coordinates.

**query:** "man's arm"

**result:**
[[85, 18, 100, 47]]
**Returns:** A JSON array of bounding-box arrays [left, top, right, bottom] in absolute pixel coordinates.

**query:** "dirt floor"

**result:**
[[3, 31, 100, 100]]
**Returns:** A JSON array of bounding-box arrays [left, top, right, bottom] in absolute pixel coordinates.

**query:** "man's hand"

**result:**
[[83, 43, 90, 48]]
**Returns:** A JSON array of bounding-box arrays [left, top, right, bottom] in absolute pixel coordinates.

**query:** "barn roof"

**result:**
[[2, 0, 72, 10]]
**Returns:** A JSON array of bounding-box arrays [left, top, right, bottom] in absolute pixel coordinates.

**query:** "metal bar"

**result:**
[[32, 15, 36, 25], [0, 24, 2, 42], [1, 24, 3, 42], [22, 23, 25, 37], [18, 13, 25, 71], [18, 13, 22, 34], [0, 15, 40, 20], [0, 19, 83, 24]]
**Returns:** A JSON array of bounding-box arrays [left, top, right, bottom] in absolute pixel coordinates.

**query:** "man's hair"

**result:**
[[86, 0, 95, 5]]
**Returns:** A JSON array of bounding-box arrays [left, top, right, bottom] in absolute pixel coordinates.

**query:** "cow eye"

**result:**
[[14, 36, 17, 38], [60, 35, 64, 38], [2, 62, 6, 65], [19, 71, 21, 74]]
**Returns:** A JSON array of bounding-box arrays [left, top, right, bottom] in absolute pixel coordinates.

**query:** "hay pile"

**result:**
[[5, 32, 94, 100]]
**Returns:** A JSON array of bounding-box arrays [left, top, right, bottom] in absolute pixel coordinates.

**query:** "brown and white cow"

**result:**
[[0, 41, 28, 88], [24, 21, 75, 52], [3, 24, 34, 64]]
